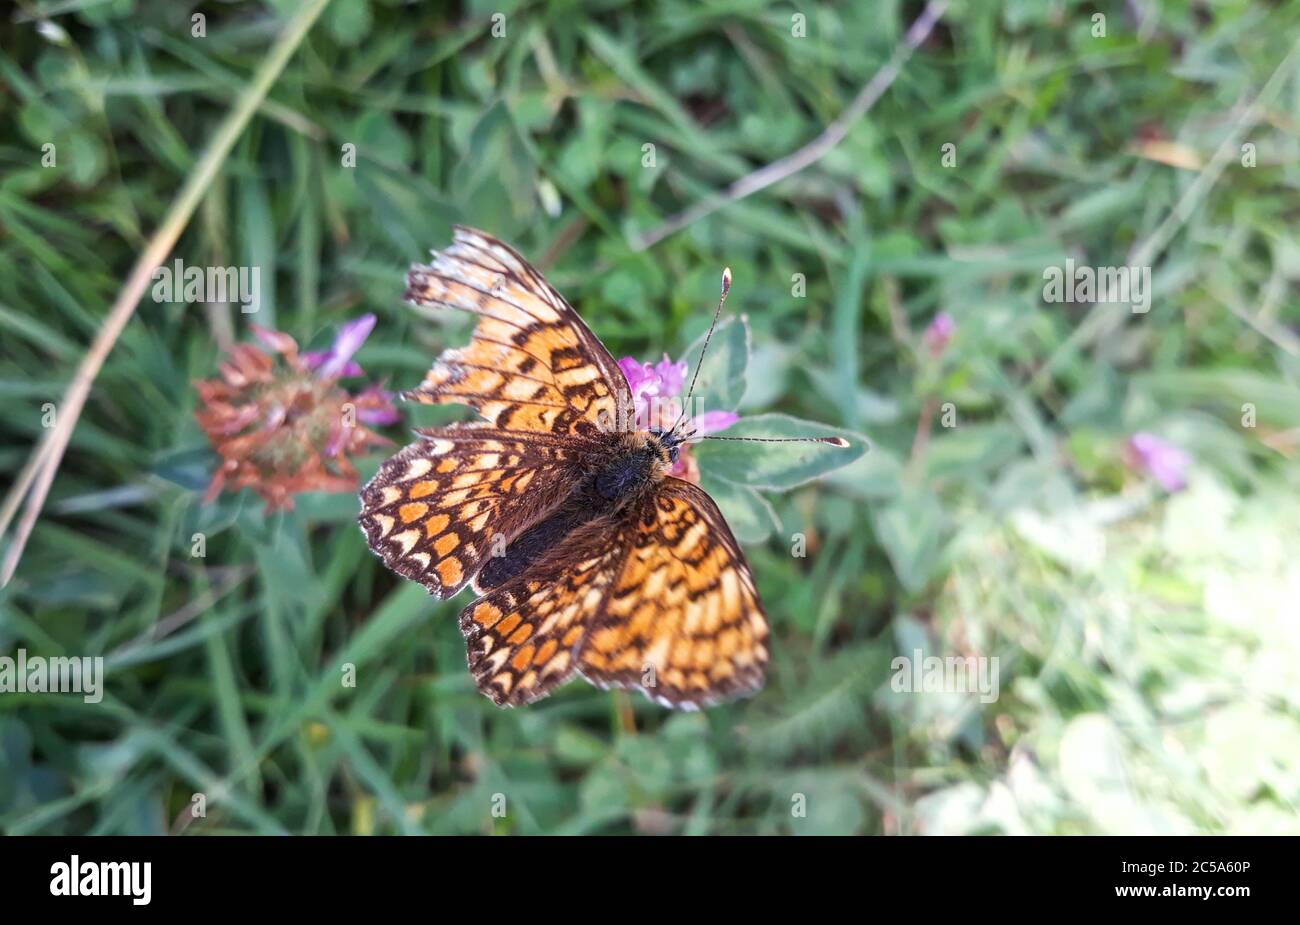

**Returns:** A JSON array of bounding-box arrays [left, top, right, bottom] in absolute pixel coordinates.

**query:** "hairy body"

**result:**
[[476, 430, 674, 591]]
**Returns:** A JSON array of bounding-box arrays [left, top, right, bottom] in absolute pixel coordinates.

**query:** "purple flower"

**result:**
[[355, 384, 402, 426], [304, 314, 375, 380], [1127, 432, 1191, 492], [618, 356, 660, 413], [653, 355, 687, 397], [616, 353, 738, 481], [617, 354, 687, 428], [922, 312, 955, 356], [692, 409, 738, 435]]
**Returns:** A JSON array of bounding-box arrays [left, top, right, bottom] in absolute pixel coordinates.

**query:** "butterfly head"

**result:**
[[647, 425, 684, 465]]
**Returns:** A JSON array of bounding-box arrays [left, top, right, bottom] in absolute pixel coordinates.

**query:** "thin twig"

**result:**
[[1029, 35, 1300, 393], [0, 0, 332, 588], [908, 396, 939, 479], [629, 1, 948, 251], [536, 214, 590, 270]]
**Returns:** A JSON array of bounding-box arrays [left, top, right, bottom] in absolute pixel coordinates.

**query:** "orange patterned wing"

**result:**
[[404, 226, 631, 436], [459, 522, 626, 707], [358, 426, 600, 599], [578, 479, 769, 709], [458, 479, 768, 710]]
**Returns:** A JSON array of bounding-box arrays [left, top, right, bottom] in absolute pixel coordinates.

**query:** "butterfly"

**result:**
[[359, 227, 845, 710]]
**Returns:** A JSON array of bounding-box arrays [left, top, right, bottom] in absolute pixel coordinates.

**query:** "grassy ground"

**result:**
[[2, 0, 1298, 835]]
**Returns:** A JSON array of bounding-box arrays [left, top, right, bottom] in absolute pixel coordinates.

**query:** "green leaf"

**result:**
[[326, 0, 373, 47], [352, 110, 412, 168], [923, 423, 1025, 482], [66, 131, 108, 187], [451, 100, 536, 232], [355, 164, 456, 259], [694, 413, 866, 491], [700, 473, 778, 544], [1135, 370, 1300, 428], [874, 488, 945, 593], [676, 316, 750, 413], [795, 778, 866, 836]]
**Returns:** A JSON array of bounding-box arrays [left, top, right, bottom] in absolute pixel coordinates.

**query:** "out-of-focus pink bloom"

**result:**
[[922, 312, 955, 356], [653, 356, 687, 396], [1126, 432, 1191, 492], [355, 384, 402, 426], [195, 316, 399, 512], [693, 410, 739, 435], [618, 356, 660, 413], [251, 324, 298, 356], [303, 313, 375, 379]]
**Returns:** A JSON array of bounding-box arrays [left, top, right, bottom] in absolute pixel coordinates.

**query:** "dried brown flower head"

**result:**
[[195, 316, 399, 511]]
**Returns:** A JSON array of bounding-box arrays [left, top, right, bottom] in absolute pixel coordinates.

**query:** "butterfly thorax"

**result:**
[[475, 430, 670, 592], [590, 430, 673, 503]]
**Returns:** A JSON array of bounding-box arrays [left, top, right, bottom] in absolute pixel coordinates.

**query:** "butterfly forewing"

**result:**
[[404, 227, 630, 436], [358, 426, 600, 599]]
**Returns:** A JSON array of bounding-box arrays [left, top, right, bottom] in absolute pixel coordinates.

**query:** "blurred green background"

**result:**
[[2, 0, 1299, 835]]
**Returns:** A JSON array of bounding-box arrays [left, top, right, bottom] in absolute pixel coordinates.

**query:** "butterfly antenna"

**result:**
[[672, 267, 731, 433], [692, 435, 850, 447]]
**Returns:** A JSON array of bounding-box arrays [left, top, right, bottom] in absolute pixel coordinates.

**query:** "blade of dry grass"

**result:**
[[0, 0, 332, 587]]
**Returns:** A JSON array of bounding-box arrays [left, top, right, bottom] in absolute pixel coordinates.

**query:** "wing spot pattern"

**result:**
[[434, 533, 459, 556], [424, 513, 450, 537], [436, 557, 463, 587], [402, 458, 432, 481], [511, 644, 536, 671], [399, 502, 427, 524], [392, 529, 419, 554]]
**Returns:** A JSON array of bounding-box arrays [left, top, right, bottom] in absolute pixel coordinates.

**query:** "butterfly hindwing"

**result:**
[[404, 226, 631, 436], [455, 478, 769, 709], [358, 426, 600, 599], [578, 478, 769, 709], [459, 519, 626, 706]]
